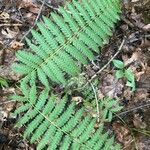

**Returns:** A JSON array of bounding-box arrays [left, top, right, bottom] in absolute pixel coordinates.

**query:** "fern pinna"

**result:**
[[11, 84, 121, 150], [12, 0, 120, 86]]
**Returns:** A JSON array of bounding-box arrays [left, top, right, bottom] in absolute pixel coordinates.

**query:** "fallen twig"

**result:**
[[90, 83, 100, 123], [116, 102, 150, 116], [0, 23, 22, 27]]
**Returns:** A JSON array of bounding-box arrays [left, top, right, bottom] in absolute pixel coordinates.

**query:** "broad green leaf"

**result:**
[[113, 59, 124, 69], [115, 70, 124, 79], [124, 68, 134, 82], [126, 81, 136, 91]]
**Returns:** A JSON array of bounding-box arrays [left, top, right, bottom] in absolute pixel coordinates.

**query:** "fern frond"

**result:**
[[11, 0, 122, 149], [12, 0, 121, 86], [13, 86, 121, 150]]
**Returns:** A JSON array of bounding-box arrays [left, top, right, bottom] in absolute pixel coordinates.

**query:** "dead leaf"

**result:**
[[136, 135, 150, 150], [134, 89, 149, 102], [10, 41, 24, 50], [134, 62, 146, 81], [113, 122, 133, 146], [24, 12, 37, 24], [97, 89, 105, 99], [140, 38, 150, 49], [29, 5, 40, 14], [18, 0, 35, 8], [133, 114, 146, 129], [0, 12, 10, 20], [72, 96, 83, 105], [136, 66, 150, 88], [143, 24, 150, 31], [1, 28, 18, 39], [100, 74, 123, 98], [123, 88, 133, 100], [125, 52, 138, 66]]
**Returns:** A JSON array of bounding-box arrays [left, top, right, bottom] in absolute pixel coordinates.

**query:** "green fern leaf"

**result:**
[[13, 86, 121, 150], [12, 0, 121, 86], [11, 0, 122, 149]]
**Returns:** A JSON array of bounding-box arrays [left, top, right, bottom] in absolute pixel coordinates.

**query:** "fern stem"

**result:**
[[90, 82, 100, 123]]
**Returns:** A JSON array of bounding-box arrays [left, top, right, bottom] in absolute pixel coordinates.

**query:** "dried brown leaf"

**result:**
[[143, 24, 150, 31], [10, 41, 24, 50], [100, 74, 123, 98], [133, 114, 146, 129], [1, 28, 18, 39]]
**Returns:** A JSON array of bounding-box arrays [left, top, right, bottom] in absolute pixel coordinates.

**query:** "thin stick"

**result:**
[[116, 102, 150, 116], [90, 83, 100, 123], [84, 38, 125, 87], [34, 0, 45, 24], [0, 24, 22, 27]]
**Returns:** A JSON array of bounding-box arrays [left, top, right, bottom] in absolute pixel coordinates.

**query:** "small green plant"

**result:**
[[0, 77, 9, 88], [112, 59, 136, 91], [84, 97, 123, 122], [100, 97, 123, 122]]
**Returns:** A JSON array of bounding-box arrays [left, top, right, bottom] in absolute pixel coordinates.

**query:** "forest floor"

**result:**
[[0, 0, 150, 149]]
